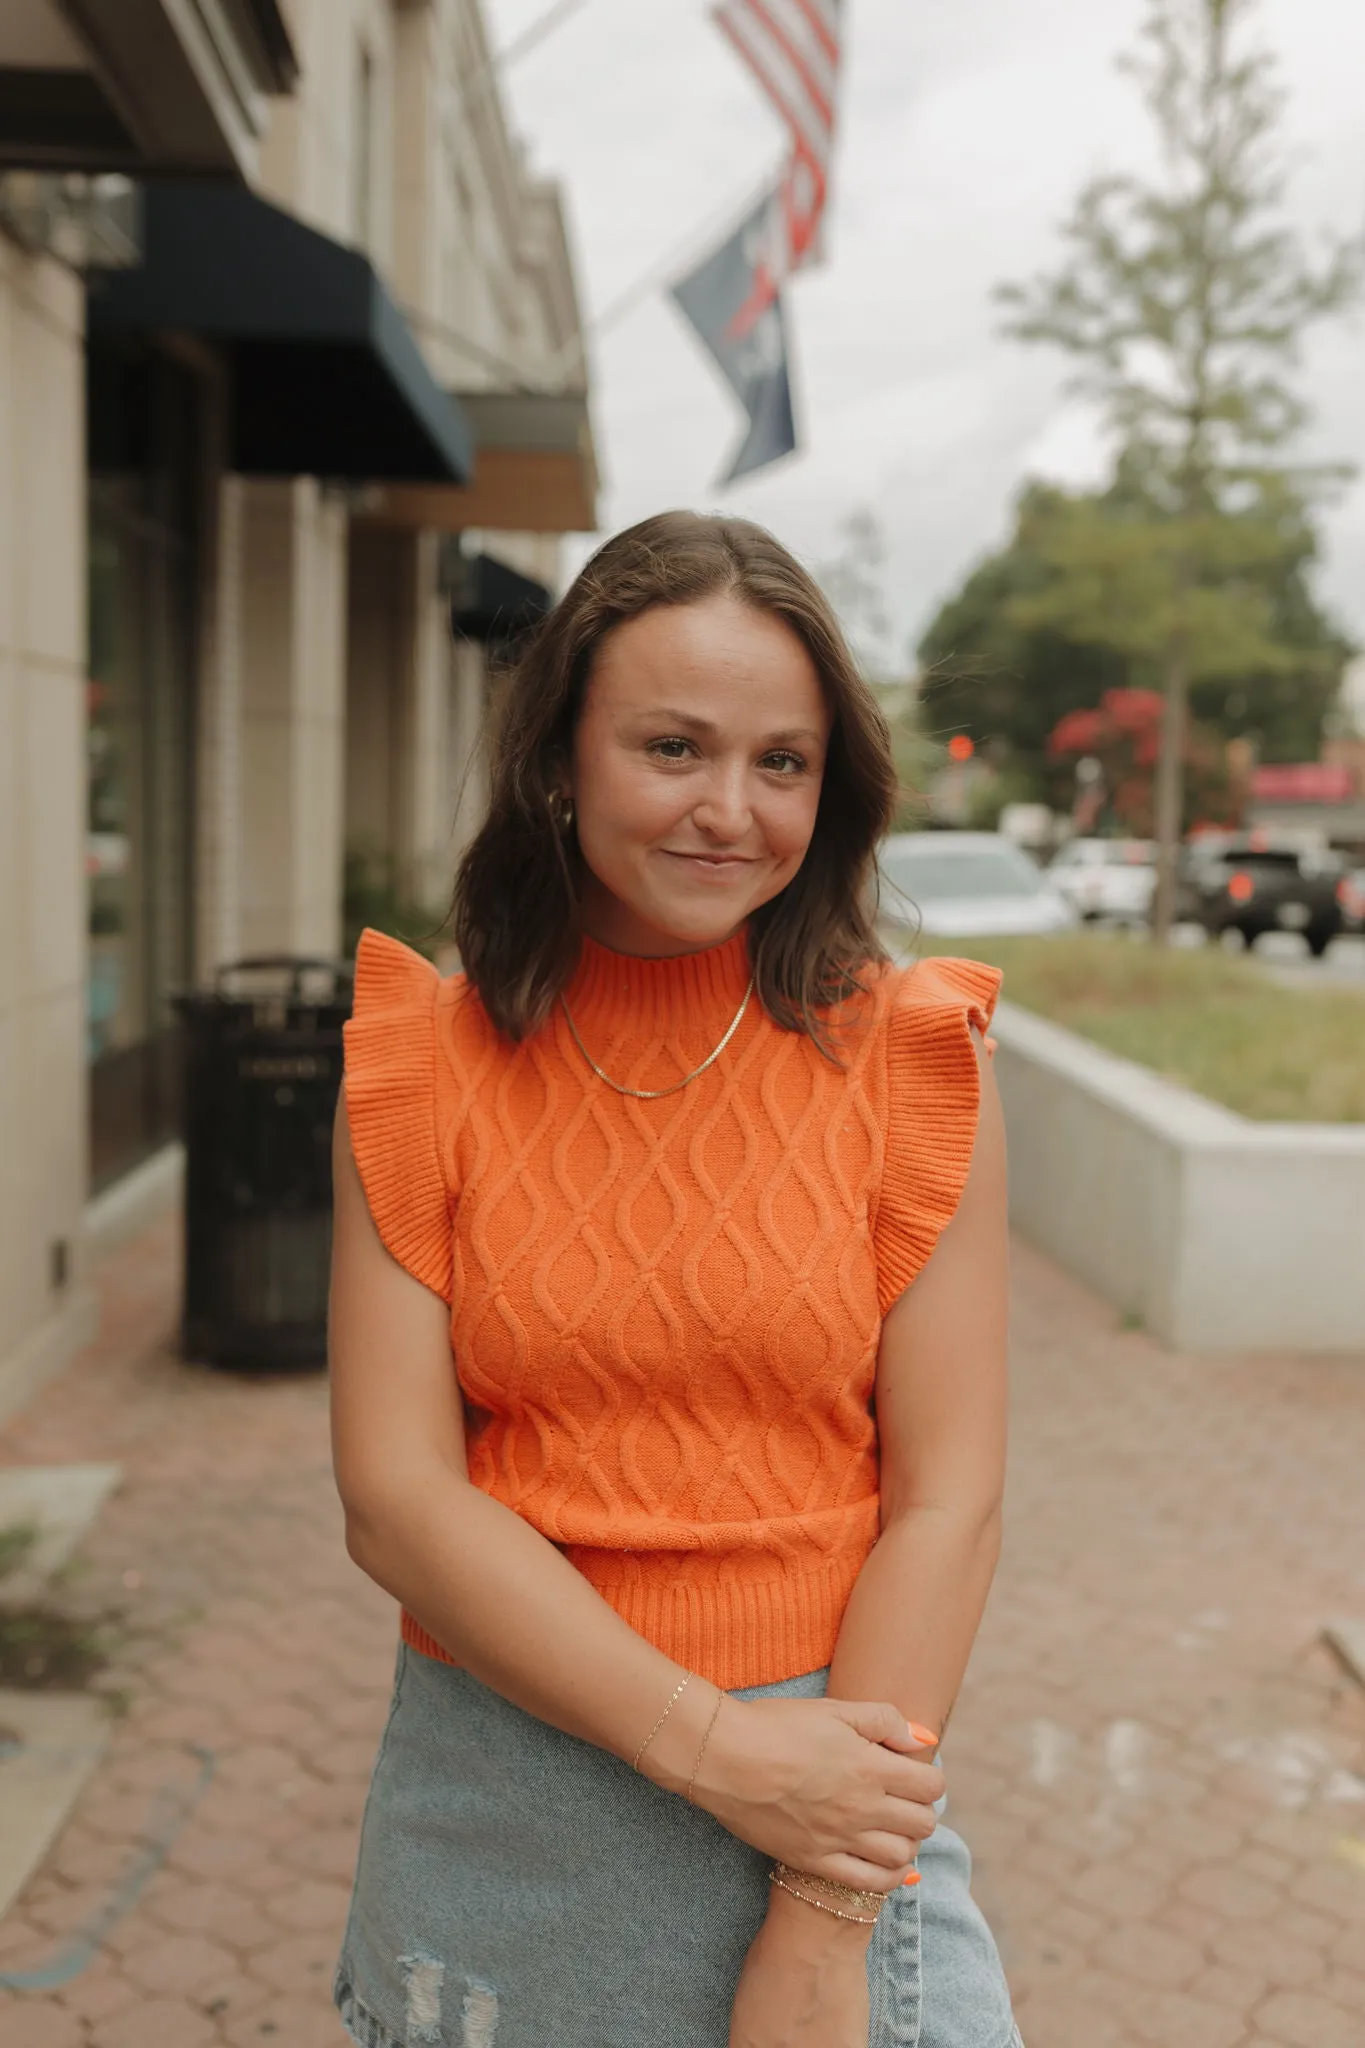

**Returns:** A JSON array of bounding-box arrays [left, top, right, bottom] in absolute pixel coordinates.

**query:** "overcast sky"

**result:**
[[484, 0, 1365, 666]]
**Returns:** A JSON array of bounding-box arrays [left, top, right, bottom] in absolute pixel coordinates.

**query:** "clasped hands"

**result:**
[[641, 1690, 943, 2048], [642, 1687, 943, 1888]]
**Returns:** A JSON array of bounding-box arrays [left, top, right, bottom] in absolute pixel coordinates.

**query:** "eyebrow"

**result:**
[[646, 707, 826, 746]]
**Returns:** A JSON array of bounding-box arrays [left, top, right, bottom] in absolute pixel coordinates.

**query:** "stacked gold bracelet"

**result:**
[[631, 1672, 726, 1802], [769, 1863, 890, 1926]]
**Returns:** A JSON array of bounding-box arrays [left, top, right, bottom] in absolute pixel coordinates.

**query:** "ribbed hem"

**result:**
[[591, 1547, 870, 1690], [399, 1539, 873, 1692]]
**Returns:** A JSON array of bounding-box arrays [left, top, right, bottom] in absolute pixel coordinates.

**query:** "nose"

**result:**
[[691, 764, 753, 843]]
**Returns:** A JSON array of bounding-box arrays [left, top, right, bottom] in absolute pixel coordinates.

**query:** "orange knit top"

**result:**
[[343, 926, 1001, 1690]]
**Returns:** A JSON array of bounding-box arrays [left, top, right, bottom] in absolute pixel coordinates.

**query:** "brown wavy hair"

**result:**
[[453, 510, 897, 1047]]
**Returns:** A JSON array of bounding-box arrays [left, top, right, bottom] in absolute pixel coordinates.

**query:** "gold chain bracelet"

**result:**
[[771, 1862, 890, 1916], [631, 1672, 691, 1772], [684, 1689, 725, 1803], [770, 1872, 881, 1926]]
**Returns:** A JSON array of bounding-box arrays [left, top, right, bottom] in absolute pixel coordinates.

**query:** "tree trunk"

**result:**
[[1151, 622, 1189, 944]]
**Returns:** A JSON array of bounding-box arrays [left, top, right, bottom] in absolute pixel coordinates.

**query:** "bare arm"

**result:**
[[730, 1033, 1009, 2040], [826, 1029, 1010, 1736], [328, 1096, 942, 1881]]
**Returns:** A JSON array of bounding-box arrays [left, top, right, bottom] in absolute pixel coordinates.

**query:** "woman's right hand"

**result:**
[[647, 1690, 944, 1887]]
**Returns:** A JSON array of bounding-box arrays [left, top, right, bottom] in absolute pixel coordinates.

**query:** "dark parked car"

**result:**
[[1178, 837, 1348, 955]]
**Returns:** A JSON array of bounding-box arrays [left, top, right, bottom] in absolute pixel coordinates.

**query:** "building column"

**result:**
[[238, 478, 349, 957], [195, 473, 245, 976], [405, 531, 456, 910], [0, 237, 96, 1416], [345, 524, 459, 922]]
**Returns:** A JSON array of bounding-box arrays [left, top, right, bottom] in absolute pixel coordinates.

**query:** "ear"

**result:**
[[546, 743, 573, 800]]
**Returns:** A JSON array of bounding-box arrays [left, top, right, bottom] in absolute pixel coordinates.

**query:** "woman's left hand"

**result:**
[[729, 1885, 877, 2047]]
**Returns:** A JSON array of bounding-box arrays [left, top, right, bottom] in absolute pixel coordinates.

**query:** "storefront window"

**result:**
[[86, 342, 200, 1191]]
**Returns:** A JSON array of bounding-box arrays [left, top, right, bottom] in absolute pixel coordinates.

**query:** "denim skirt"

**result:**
[[335, 1646, 1021, 2048]]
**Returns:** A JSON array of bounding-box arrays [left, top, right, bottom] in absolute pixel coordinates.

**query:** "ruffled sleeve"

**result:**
[[873, 956, 1003, 1313], [342, 928, 454, 1302]]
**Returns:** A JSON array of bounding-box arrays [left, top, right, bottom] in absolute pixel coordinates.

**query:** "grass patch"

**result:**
[[0, 1519, 119, 1691], [0, 1521, 38, 1583], [0, 1606, 112, 1689], [923, 933, 1365, 1122]]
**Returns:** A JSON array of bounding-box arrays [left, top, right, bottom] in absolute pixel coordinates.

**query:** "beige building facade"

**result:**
[[0, 0, 597, 1414]]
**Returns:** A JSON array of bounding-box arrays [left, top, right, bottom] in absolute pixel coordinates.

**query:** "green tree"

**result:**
[[1208, 499, 1354, 754], [919, 474, 1347, 793], [996, 0, 1362, 937], [918, 482, 1129, 791], [1006, 459, 1350, 751]]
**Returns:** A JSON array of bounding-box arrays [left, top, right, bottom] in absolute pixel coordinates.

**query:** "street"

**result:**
[[1243, 933, 1365, 992], [1, 1219, 1362, 2048], [1108, 925, 1365, 989]]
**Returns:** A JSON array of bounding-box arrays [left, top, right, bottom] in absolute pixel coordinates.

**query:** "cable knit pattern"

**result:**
[[344, 925, 1001, 1689]]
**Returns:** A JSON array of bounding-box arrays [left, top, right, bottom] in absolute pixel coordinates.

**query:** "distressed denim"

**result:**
[[335, 1647, 1022, 2048]]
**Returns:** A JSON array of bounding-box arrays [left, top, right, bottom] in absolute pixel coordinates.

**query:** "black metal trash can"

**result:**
[[174, 956, 354, 1370]]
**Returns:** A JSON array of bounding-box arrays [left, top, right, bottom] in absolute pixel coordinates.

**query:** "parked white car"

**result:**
[[878, 832, 1078, 938], [1048, 837, 1156, 924]]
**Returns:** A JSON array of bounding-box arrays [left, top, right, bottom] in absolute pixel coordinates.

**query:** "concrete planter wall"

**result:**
[[991, 1001, 1365, 1354]]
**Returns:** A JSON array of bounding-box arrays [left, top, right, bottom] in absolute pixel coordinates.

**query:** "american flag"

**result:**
[[670, 0, 844, 478], [713, 0, 843, 298]]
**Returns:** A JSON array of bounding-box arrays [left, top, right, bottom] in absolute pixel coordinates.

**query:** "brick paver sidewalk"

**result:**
[[1, 1217, 1363, 2048]]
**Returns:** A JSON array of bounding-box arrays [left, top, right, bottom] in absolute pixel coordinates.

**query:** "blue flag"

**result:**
[[670, 188, 798, 484]]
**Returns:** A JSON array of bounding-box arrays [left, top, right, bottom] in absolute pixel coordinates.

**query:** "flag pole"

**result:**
[[542, 171, 779, 388], [451, 0, 596, 127]]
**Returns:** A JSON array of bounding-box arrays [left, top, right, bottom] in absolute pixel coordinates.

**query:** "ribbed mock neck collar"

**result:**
[[565, 928, 753, 1036]]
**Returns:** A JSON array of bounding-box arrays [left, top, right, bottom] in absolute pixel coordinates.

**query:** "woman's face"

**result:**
[[568, 594, 833, 957]]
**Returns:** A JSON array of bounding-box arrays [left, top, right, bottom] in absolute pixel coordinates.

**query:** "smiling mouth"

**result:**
[[663, 852, 757, 870]]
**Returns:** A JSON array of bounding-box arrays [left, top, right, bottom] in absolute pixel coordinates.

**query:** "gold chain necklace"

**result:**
[[559, 977, 755, 1100]]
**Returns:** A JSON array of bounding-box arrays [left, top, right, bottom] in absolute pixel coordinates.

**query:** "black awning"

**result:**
[[449, 550, 553, 645], [88, 183, 472, 484]]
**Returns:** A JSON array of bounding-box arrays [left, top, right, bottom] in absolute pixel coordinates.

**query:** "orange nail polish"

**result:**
[[902, 1871, 921, 1887], [909, 1722, 939, 1748]]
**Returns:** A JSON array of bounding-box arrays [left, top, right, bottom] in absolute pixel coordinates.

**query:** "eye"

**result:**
[[760, 749, 808, 776], [647, 736, 696, 762]]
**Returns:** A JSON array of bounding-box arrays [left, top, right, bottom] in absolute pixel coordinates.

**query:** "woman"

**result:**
[[329, 512, 1019, 2048]]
